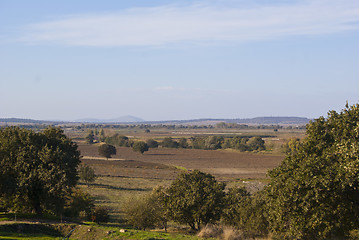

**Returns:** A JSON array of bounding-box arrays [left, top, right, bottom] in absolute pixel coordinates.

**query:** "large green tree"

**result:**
[[164, 170, 225, 231], [266, 103, 359, 239], [0, 127, 81, 215]]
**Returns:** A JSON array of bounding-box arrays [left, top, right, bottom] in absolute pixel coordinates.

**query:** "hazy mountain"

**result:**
[[75, 115, 145, 123], [146, 117, 311, 125], [230, 117, 311, 125], [1, 116, 310, 125]]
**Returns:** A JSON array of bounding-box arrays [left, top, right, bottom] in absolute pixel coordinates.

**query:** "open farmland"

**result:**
[[78, 144, 284, 180], [77, 142, 285, 221]]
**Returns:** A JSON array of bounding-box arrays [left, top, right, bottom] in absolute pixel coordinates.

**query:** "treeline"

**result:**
[[103, 135, 266, 152], [65, 122, 305, 131]]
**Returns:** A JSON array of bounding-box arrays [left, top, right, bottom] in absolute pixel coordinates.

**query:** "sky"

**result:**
[[1, 0, 359, 121]]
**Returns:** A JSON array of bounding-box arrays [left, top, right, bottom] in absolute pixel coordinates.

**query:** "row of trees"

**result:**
[[103, 135, 266, 152], [125, 103, 359, 239]]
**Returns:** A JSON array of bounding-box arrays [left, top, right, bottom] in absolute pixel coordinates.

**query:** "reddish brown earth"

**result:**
[[78, 144, 284, 180]]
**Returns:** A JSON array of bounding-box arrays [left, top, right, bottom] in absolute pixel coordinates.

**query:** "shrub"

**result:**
[[91, 206, 109, 223], [64, 188, 94, 220], [124, 188, 168, 230], [79, 164, 96, 187]]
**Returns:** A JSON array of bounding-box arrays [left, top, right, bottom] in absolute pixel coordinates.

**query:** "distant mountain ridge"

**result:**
[[147, 116, 311, 125], [75, 115, 145, 123], [230, 117, 310, 125], [0, 116, 311, 125]]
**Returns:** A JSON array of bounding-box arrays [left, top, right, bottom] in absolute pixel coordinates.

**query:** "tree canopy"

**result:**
[[0, 127, 81, 215], [266, 103, 359, 239], [164, 170, 225, 231], [98, 144, 116, 159], [132, 141, 149, 154]]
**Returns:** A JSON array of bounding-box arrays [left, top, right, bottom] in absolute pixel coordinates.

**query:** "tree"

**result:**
[[161, 137, 179, 148], [79, 164, 97, 187], [280, 138, 301, 155], [164, 170, 225, 231], [146, 139, 159, 148], [266, 103, 359, 239], [178, 138, 189, 148], [222, 188, 268, 238], [85, 130, 95, 144], [222, 186, 250, 226], [98, 128, 105, 142], [98, 144, 116, 159], [132, 141, 149, 154], [247, 137, 265, 151], [0, 127, 81, 215]]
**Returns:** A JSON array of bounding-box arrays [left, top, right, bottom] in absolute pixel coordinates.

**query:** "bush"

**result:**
[[79, 164, 96, 186], [124, 188, 168, 230], [91, 206, 109, 223], [64, 188, 94, 220]]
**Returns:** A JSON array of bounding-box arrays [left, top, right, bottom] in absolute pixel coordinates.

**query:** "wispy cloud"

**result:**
[[21, 0, 359, 47]]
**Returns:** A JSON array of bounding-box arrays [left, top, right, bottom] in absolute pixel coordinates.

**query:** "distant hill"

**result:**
[[146, 117, 311, 126], [0, 118, 47, 124], [230, 117, 311, 125], [75, 115, 145, 123], [0, 116, 310, 126]]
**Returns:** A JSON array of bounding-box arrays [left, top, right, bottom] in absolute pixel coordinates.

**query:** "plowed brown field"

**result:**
[[78, 144, 284, 180]]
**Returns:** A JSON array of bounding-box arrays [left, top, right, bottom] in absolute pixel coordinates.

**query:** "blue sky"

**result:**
[[1, 0, 359, 121]]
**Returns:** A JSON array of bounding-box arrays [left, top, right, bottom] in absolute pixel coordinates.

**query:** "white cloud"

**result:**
[[21, 0, 359, 47]]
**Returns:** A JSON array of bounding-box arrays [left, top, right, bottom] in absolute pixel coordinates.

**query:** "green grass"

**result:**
[[80, 176, 172, 221]]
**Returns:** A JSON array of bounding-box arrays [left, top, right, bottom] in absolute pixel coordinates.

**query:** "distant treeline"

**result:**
[[67, 122, 306, 131], [103, 134, 266, 152], [1, 122, 307, 131]]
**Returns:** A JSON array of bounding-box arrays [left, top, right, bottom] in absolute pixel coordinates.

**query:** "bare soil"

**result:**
[[78, 144, 284, 180]]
